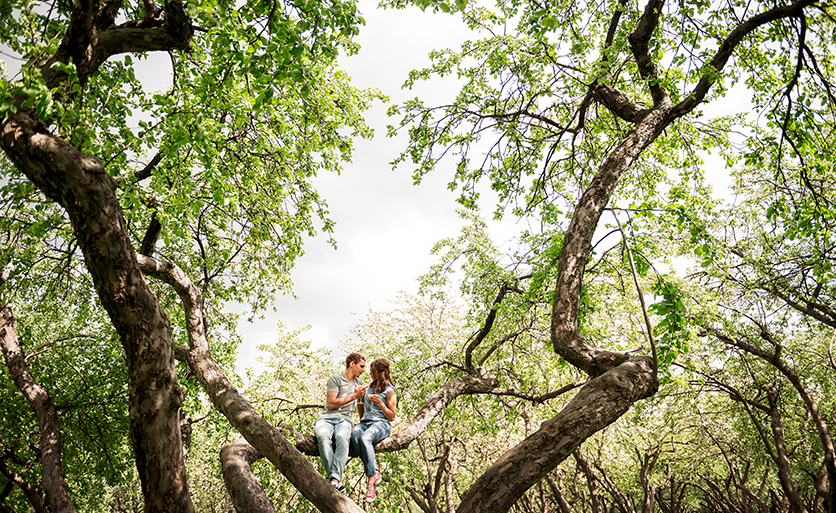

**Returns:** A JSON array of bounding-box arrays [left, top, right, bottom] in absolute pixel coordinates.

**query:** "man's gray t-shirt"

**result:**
[[321, 373, 363, 418]]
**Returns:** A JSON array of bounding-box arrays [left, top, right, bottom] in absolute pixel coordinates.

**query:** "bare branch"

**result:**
[[612, 211, 657, 372]]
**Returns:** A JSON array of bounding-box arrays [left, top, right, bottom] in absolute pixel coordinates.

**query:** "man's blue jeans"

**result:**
[[314, 415, 353, 481], [350, 419, 391, 477]]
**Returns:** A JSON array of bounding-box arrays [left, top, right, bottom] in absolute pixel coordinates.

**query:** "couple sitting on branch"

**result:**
[[313, 352, 397, 503]]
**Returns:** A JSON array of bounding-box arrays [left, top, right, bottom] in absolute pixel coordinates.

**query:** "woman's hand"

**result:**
[[369, 394, 383, 406]]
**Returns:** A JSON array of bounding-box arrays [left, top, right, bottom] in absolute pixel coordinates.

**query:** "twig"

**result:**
[[612, 211, 658, 373]]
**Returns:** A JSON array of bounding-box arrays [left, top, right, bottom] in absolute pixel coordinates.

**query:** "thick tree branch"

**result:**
[[134, 152, 163, 182], [220, 439, 277, 513], [551, 101, 672, 378], [593, 84, 651, 123], [1, 111, 192, 513], [39, 0, 192, 89], [139, 211, 162, 257], [0, 308, 77, 513], [0, 457, 48, 513], [628, 0, 668, 105], [456, 356, 657, 513]]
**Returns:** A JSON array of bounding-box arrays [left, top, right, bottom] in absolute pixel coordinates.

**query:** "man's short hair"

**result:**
[[345, 352, 364, 368]]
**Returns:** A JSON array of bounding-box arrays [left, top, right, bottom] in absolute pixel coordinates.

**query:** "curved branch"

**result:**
[[40, 0, 192, 89], [281, 371, 502, 455], [220, 440, 277, 513], [1, 112, 192, 512], [551, 102, 672, 377], [457, 357, 657, 513], [673, 0, 818, 118], [593, 84, 651, 123], [0, 457, 48, 513]]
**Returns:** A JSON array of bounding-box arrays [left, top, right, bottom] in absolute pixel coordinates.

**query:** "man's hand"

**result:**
[[354, 385, 367, 399]]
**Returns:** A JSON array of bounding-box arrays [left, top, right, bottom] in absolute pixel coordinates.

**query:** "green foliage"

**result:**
[[649, 275, 691, 383]]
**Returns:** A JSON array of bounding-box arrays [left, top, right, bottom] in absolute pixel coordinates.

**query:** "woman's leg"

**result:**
[[351, 421, 391, 478]]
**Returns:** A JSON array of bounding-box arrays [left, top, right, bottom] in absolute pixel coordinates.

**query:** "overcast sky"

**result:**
[[232, 1, 526, 375]]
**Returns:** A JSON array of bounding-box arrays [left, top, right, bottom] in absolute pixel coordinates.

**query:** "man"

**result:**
[[314, 352, 366, 492]]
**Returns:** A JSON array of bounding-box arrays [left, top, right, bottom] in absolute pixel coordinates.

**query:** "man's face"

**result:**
[[350, 359, 366, 377]]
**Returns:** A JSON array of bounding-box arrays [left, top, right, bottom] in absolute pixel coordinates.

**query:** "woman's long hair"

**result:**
[[370, 358, 394, 393]]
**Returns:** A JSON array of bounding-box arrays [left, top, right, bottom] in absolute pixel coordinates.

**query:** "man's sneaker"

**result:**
[[373, 471, 382, 486], [331, 480, 346, 493]]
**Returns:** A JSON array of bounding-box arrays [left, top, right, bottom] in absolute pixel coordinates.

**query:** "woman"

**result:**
[[350, 357, 397, 502]]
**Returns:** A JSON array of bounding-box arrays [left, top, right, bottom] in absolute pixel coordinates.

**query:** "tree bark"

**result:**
[[0, 308, 77, 513], [1, 0, 196, 507]]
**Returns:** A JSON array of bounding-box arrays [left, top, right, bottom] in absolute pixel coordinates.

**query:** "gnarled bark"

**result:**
[[1, 111, 193, 513], [0, 0, 198, 511]]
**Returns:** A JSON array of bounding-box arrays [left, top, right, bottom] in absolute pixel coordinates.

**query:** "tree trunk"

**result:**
[[767, 386, 807, 513], [0, 308, 76, 513], [1, 111, 193, 513]]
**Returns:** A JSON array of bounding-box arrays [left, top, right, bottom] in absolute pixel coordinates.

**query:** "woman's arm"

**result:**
[[368, 389, 397, 421], [384, 390, 397, 421]]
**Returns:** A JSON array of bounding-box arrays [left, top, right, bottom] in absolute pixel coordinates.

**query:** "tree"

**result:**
[[0, 0, 379, 509], [388, 0, 835, 510], [3, 0, 836, 509]]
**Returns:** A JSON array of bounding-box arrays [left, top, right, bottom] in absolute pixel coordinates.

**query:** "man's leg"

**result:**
[[314, 416, 336, 477], [331, 417, 353, 482]]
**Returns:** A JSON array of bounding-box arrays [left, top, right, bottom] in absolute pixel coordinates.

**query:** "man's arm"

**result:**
[[326, 386, 366, 409]]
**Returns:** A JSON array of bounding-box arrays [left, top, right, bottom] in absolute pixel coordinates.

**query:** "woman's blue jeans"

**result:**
[[350, 419, 391, 477]]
